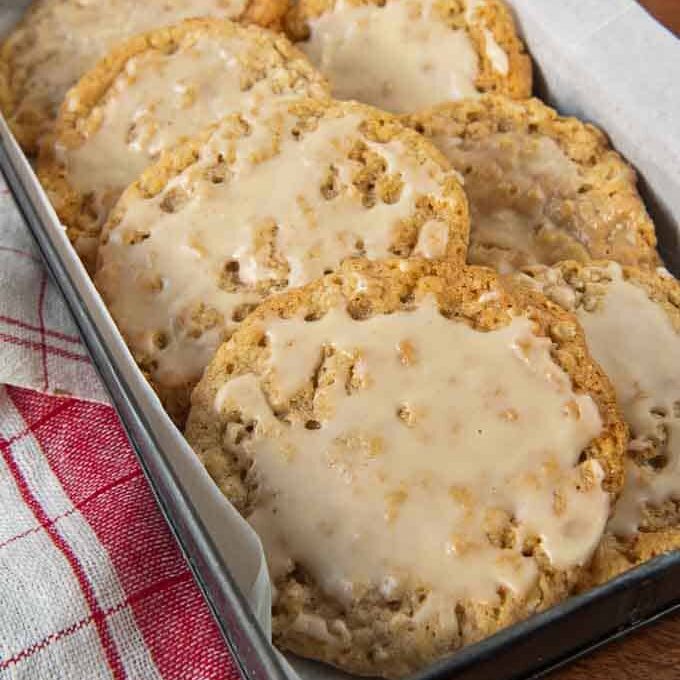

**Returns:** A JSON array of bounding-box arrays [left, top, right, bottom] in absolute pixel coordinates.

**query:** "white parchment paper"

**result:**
[[0, 1, 678, 678]]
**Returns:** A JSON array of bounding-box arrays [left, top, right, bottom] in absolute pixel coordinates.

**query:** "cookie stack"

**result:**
[[3, 1, 678, 676]]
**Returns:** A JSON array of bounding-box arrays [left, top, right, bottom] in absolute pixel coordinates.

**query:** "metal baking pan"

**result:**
[[5, 131, 680, 680], [2, 1, 680, 678]]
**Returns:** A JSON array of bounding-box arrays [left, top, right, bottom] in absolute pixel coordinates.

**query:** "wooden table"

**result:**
[[639, 0, 680, 35], [551, 2, 680, 678]]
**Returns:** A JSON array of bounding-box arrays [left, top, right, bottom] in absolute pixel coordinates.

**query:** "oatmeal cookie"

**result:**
[[186, 257, 626, 677], [0, 0, 289, 154], [284, 0, 531, 113], [405, 95, 660, 272], [517, 261, 680, 584]]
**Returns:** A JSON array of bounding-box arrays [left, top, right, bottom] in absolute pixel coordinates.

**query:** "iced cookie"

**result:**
[[284, 0, 531, 113], [95, 97, 469, 425], [37, 18, 329, 271], [0, 0, 289, 155], [405, 95, 660, 272], [517, 261, 680, 584], [185, 257, 626, 678]]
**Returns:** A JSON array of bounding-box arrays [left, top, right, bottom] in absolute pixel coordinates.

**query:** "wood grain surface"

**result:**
[[638, 0, 680, 35], [548, 2, 680, 678]]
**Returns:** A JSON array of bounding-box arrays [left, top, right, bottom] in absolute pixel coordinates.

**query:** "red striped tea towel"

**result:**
[[0, 385, 239, 679]]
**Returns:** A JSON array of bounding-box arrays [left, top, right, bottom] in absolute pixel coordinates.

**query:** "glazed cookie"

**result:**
[[37, 18, 329, 271], [95, 97, 469, 425], [0, 0, 289, 155], [185, 257, 626, 678], [284, 0, 531, 113], [404, 95, 660, 272], [517, 261, 680, 584]]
